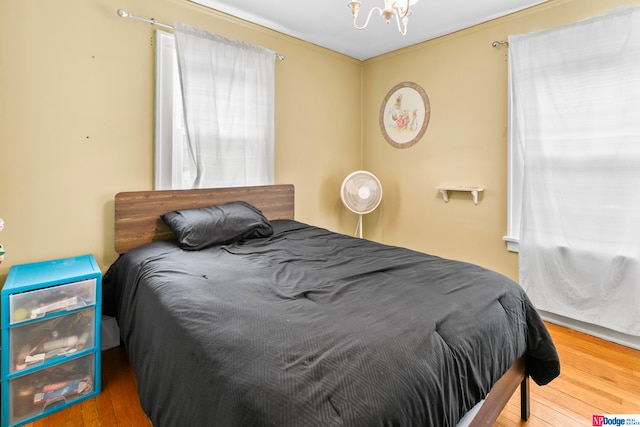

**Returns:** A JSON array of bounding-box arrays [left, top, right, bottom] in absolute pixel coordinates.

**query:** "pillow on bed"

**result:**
[[161, 201, 273, 250]]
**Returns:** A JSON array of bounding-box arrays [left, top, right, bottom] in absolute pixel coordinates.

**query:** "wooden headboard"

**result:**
[[114, 184, 295, 254]]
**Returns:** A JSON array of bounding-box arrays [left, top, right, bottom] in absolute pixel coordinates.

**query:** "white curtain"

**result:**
[[511, 6, 640, 336], [173, 22, 275, 188]]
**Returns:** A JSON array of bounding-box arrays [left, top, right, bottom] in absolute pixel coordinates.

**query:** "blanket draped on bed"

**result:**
[[103, 220, 559, 427]]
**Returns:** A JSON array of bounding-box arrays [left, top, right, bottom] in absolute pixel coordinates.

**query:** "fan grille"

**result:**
[[340, 171, 383, 214]]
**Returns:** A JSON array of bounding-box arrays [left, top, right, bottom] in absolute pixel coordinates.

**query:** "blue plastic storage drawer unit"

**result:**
[[1, 254, 102, 427]]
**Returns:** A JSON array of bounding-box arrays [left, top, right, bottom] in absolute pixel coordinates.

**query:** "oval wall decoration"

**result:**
[[379, 81, 430, 149]]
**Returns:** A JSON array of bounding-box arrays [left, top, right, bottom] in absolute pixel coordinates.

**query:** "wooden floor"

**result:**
[[22, 322, 640, 426], [496, 323, 640, 426]]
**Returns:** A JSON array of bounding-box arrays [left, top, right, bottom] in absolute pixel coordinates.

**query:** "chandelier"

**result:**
[[348, 0, 418, 36]]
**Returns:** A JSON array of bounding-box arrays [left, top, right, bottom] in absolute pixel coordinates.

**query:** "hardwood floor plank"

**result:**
[[32, 399, 83, 426], [532, 389, 598, 425], [87, 389, 118, 427], [101, 347, 152, 427], [547, 323, 640, 372], [496, 322, 640, 426], [78, 398, 103, 427]]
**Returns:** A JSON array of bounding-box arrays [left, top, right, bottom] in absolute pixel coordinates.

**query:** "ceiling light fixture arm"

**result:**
[[349, 2, 383, 30], [348, 0, 412, 36]]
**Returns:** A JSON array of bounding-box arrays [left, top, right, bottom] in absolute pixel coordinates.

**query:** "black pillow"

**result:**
[[161, 201, 273, 250]]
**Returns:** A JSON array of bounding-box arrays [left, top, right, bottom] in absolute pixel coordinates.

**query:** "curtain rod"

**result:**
[[492, 40, 509, 48], [117, 9, 285, 61]]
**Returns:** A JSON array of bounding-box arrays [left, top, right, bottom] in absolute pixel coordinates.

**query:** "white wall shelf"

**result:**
[[436, 187, 484, 205]]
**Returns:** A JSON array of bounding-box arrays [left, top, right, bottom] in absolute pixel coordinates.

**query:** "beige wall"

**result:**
[[1, 0, 638, 289], [361, 0, 640, 280], [0, 0, 362, 282]]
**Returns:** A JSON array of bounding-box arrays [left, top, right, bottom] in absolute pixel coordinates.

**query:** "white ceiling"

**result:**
[[191, 0, 549, 61]]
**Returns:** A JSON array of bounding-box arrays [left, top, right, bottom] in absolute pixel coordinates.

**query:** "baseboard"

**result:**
[[540, 310, 640, 350]]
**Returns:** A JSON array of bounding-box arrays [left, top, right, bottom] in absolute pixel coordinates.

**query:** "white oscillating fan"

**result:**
[[340, 170, 383, 238]]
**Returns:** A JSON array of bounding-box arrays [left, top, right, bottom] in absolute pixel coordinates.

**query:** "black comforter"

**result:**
[[103, 220, 559, 427]]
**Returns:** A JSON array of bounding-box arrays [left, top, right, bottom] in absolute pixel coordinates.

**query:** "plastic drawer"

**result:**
[[9, 308, 95, 374], [9, 279, 96, 325], [8, 353, 95, 426]]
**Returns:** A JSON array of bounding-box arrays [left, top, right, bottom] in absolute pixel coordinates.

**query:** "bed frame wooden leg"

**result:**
[[520, 374, 530, 421]]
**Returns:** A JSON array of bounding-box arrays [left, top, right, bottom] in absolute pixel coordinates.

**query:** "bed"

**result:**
[[103, 184, 560, 427]]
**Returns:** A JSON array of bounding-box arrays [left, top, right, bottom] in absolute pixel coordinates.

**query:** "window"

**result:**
[[154, 27, 275, 190], [508, 6, 640, 337], [504, 6, 640, 254]]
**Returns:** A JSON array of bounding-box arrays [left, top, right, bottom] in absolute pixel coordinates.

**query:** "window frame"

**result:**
[[154, 30, 191, 190]]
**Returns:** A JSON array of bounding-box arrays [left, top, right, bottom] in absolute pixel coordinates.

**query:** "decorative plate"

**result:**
[[379, 81, 430, 149]]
